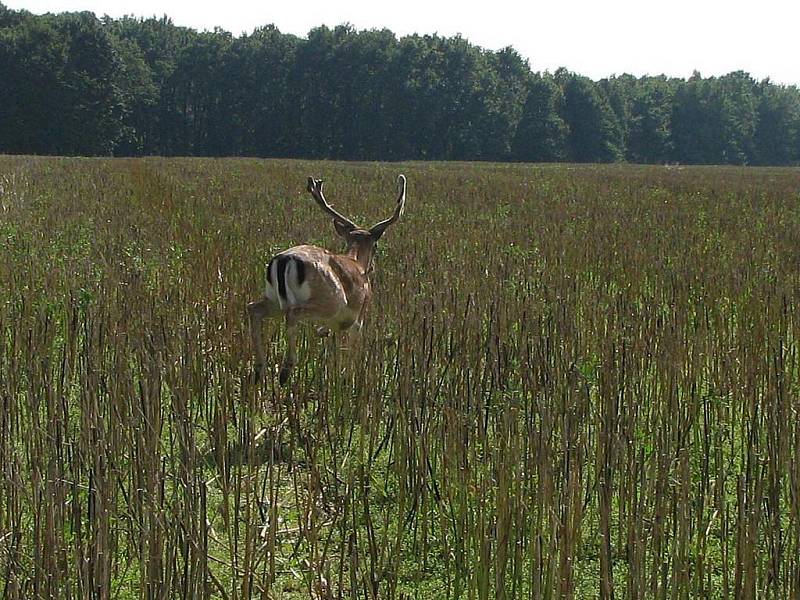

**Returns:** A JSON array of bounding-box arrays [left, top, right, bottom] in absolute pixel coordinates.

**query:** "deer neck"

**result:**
[[345, 246, 373, 276]]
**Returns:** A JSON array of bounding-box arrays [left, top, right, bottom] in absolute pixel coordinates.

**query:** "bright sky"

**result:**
[[6, 0, 800, 86]]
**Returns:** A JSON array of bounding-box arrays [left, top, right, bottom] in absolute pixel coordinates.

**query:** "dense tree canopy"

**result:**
[[2, 4, 799, 164]]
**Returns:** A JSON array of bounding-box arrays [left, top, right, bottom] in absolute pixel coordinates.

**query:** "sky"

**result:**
[[6, 0, 800, 86]]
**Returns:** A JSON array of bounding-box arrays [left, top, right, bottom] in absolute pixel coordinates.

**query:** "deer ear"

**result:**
[[333, 219, 354, 238]]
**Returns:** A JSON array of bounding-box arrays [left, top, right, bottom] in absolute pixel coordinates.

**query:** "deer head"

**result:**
[[306, 175, 406, 272]]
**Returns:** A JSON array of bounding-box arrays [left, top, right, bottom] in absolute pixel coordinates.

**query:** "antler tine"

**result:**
[[306, 177, 358, 229], [369, 174, 406, 237]]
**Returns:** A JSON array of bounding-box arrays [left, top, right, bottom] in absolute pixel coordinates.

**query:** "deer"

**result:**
[[248, 174, 407, 385]]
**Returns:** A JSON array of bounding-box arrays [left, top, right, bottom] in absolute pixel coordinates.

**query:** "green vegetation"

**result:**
[[2, 4, 800, 165], [1, 157, 799, 598]]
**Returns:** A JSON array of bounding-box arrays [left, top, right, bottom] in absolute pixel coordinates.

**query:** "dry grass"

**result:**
[[1, 157, 799, 599]]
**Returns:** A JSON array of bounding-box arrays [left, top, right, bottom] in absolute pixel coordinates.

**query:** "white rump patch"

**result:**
[[286, 259, 312, 306], [265, 259, 281, 307], [265, 256, 311, 310]]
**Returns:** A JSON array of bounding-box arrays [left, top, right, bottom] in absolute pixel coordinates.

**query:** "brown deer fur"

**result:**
[[248, 175, 406, 384]]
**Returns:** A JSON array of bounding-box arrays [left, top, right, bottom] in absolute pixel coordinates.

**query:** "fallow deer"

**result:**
[[248, 175, 407, 384]]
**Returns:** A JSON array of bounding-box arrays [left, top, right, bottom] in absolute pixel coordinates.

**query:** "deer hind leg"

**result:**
[[279, 310, 303, 386], [247, 296, 280, 381], [279, 301, 341, 385]]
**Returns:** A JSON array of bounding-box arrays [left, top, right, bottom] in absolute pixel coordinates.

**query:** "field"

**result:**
[[1, 157, 799, 599]]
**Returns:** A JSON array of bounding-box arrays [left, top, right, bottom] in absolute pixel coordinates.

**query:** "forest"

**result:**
[[1, 3, 799, 165]]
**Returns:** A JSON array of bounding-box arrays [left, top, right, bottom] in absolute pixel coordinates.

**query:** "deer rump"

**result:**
[[265, 245, 361, 329], [266, 254, 311, 309]]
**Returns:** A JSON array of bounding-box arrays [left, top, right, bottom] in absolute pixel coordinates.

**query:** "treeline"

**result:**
[[2, 4, 800, 164]]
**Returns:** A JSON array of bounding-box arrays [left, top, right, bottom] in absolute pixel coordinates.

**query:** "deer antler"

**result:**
[[306, 178, 358, 230], [369, 174, 406, 238]]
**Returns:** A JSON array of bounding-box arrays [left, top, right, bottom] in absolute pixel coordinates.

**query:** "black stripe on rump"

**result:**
[[294, 258, 306, 286], [277, 255, 289, 302], [266, 257, 275, 286]]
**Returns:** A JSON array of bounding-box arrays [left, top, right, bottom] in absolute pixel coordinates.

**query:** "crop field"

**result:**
[[0, 157, 799, 599]]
